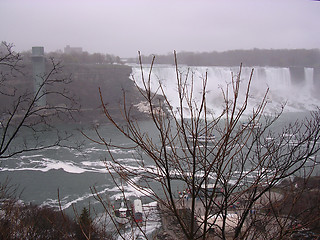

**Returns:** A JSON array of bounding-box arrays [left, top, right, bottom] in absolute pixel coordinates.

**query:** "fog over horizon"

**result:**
[[1, 0, 320, 58]]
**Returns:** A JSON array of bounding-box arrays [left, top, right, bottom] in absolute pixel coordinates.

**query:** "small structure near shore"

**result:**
[[133, 199, 143, 223]]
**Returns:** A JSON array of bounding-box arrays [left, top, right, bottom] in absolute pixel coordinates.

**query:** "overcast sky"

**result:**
[[1, 0, 320, 57]]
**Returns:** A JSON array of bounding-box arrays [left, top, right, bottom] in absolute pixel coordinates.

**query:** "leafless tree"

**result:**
[[0, 42, 80, 159], [0, 42, 88, 239], [90, 52, 320, 240]]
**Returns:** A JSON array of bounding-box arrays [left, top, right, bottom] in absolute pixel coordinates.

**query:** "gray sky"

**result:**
[[1, 0, 320, 57]]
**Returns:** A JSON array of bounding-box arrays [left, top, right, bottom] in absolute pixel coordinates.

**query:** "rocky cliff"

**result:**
[[0, 62, 150, 123]]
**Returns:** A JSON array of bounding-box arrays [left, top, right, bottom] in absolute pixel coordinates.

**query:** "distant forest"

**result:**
[[127, 49, 320, 67]]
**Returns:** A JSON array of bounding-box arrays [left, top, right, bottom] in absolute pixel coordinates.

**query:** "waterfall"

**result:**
[[130, 65, 319, 116], [305, 68, 314, 96]]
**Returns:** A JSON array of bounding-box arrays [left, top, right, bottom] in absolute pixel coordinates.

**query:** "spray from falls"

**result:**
[[131, 65, 320, 116]]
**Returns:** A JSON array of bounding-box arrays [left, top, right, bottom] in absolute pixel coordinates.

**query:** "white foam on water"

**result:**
[[20, 154, 43, 159], [111, 176, 154, 200], [83, 146, 106, 154], [43, 159, 87, 173], [114, 158, 142, 163], [42, 192, 91, 210], [41, 185, 113, 210], [81, 161, 106, 167], [0, 157, 97, 174], [47, 146, 63, 150], [107, 148, 137, 155]]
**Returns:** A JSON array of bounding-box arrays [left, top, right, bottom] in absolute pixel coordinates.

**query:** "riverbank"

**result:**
[[155, 191, 283, 240]]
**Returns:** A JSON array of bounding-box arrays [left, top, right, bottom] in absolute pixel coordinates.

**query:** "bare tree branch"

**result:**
[[87, 52, 320, 239]]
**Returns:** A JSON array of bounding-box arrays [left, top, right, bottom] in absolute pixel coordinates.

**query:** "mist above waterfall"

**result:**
[[131, 65, 320, 117]]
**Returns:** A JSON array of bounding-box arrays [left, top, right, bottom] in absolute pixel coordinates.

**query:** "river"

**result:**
[[1, 64, 320, 237]]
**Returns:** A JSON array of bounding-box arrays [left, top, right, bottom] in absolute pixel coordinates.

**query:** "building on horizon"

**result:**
[[64, 45, 83, 54], [31, 46, 46, 107]]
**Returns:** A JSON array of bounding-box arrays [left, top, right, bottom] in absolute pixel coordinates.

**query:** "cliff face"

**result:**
[[61, 63, 148, 122], [64, 63, 151, 122], [0, 62, 149, 123], [64, 64, 138, 108]]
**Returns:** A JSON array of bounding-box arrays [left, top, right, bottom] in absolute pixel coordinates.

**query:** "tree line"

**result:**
[[21, 49, 123, 65], [128, 49, 320, 67]]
